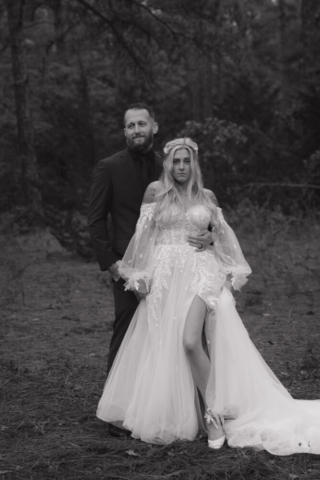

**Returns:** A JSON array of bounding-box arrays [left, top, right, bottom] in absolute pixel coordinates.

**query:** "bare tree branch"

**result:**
[[74, 0, 145, 71], [120, 0, 179, 38]]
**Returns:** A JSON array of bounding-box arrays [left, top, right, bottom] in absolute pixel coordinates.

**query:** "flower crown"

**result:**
[[163, 138, 198, 155]]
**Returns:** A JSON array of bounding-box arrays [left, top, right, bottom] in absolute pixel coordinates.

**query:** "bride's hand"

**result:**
[[223, 274, 233, 291], [187, 230, 212, 252], [135, 279, 149, 299]]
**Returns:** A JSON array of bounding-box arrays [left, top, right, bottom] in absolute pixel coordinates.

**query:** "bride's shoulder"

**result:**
[[203, 188, 219, 207], [143, 181, 163, 204]]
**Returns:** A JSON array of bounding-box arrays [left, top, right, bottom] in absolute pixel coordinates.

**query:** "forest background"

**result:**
[[1, 0, 320, 255], [1, 2, 320, 479]]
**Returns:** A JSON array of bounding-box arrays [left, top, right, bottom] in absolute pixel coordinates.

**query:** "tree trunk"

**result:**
[[5, 0, 42, 215], [78, 57, 96, 168], [185, 46, 204, 122], [185, 31, 215, 120], [301, 0, 320, 82], [278, 0, 288, 110], [49, 0, 65, 54]]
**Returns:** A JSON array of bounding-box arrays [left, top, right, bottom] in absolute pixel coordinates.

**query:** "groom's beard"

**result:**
[[127, 131, 154, 152]]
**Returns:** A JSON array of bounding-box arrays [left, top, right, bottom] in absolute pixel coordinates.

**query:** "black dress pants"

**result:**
[[106, 278, 139, 374]]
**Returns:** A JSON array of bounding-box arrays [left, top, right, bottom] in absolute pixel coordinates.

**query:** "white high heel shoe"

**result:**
[[208, 435, 226, 450], [205, 409, 226, 450]]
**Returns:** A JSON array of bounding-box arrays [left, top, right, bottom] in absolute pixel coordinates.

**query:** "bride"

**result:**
[[97, 137, 320, 455]]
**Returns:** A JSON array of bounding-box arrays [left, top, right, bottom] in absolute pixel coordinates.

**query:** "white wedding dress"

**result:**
[[97, 199, 320, 455]]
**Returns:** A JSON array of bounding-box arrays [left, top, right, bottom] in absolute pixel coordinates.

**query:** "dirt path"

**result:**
[[1, 213, 320, 479]]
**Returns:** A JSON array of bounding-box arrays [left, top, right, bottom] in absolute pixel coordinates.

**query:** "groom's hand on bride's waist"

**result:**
[[187, 230, 212, 252]]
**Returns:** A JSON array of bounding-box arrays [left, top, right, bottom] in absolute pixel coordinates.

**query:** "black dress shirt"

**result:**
[[130, 149, 155, 192]]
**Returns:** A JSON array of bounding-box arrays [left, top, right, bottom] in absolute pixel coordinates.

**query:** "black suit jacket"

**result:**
[[87, 148, 163, 271]]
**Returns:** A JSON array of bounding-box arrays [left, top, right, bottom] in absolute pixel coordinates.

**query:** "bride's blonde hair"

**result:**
[[154, 138, 216, 223]]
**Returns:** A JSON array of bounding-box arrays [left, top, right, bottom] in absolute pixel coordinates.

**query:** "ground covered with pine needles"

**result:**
[[1, 207, 320, 480]]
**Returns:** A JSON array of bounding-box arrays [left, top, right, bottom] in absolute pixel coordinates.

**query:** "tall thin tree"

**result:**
[[5, 0, 42, 215], [301, 0, 320, 82]]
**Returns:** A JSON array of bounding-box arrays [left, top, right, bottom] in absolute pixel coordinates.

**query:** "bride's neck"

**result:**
[[174, 183, 189, 196]]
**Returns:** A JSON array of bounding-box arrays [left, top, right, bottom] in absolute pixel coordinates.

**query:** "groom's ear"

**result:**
[[153, 122, 159, 134]]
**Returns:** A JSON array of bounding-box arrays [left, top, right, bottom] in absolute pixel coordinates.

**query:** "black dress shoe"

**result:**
[[108, 423, 131, 438]]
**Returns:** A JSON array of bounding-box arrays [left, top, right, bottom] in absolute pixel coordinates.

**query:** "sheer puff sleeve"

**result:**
[[207, 191, 252, 290], [118, 183, 159, 293]]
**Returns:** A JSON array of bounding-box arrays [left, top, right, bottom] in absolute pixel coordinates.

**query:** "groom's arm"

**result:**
[[87, 160, 120, 271]]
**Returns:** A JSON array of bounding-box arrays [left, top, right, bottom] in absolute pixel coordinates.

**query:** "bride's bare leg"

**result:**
[[183, 296, 224, 441]]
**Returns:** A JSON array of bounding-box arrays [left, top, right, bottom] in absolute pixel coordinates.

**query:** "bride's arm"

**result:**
[[132, 182, 161, 297], [206, 189, 251, 290], [141, 181, 161, 204], [118, 182, 161, 295]]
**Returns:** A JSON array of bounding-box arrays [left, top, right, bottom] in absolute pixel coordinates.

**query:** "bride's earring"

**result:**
[[204, 409, 226, 450]]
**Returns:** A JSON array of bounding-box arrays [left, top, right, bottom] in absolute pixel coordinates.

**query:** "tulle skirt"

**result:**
[[97, 245, 320, 455]]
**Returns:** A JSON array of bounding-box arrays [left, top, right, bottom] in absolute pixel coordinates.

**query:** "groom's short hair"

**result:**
[[123, 103, 155, 124]]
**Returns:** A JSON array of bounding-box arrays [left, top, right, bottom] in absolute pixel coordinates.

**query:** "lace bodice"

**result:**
[[156, 205, 211, 246], [120, 198, 251, 293]]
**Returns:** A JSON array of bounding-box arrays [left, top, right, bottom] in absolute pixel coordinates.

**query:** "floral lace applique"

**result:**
[[123, 201, 250, 325], [190, 254, 223, 309], [147, 245, 174, 327], [136, 202, 156, 242], [124, 271, 152, 293], [146, 206, 223, 325]]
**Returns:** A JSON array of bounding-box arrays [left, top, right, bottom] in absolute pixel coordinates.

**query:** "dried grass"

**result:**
[[1, 213, 320, 480]]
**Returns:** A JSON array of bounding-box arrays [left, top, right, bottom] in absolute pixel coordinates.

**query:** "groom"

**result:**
[[88, 103, 212, 436], [88, 104, 163, 382]]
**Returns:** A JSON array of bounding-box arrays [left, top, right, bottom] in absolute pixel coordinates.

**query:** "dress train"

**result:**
[[207, 288, 320, 455]]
